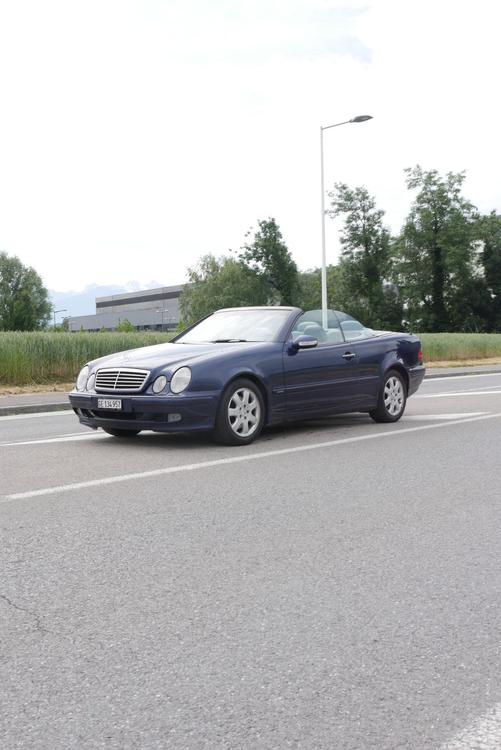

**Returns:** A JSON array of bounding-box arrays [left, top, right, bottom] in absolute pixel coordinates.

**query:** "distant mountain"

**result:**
[[50, 281, 166, 318]]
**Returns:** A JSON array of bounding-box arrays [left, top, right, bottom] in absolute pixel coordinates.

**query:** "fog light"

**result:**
[[168, 413, 182, 423]]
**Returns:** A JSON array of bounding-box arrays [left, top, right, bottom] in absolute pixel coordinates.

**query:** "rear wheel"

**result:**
[[370, 369, 407, 423], [102, 428, 141, 437], [213, 378, 265, 445]]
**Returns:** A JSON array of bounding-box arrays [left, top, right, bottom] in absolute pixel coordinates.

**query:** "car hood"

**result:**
[[89, 341, 271, 374]]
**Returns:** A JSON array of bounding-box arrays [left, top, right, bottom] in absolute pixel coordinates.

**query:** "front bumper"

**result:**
[[408, 365, 426, 396], [69, 391, 218, 433]]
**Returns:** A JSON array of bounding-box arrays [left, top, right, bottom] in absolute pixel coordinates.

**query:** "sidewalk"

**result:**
[[2, 363, 501, 416]]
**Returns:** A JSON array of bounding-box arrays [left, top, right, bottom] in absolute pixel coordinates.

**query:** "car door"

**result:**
[[337, 313, 382, 409], [282, 312, 360, 418]]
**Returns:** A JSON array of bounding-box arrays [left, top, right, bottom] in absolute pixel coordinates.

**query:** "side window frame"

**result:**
[[287, 310, 347, 348]]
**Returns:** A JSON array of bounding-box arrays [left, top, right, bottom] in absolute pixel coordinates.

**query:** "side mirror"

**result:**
[[290, 334, 318, 352]]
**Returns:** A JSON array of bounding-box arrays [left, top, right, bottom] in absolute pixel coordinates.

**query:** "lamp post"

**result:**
[[156, 308, 169, 332], [52, 308, 67, 329], [320, 114, 373, 329]]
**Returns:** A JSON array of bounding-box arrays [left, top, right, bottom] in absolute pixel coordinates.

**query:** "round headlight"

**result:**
[[152, 375, 167, 394], [76, 366, 89, 391], [86, 372, 96, 391], [170, 366, 191, 394]]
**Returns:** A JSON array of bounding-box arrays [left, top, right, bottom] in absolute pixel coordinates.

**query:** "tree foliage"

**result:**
[[116, 318, 135, 332], [478, 212, 501, 330], [327, 184, 403, 329], [239, 218, 299, 305], [0, 252, 51, 331], [395, 167, 483, 332], [180, 255, 269, 325]]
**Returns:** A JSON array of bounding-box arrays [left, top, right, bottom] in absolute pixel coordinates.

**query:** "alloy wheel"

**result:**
[[383, 376, 404, 416], [227, 387, 261, 437]]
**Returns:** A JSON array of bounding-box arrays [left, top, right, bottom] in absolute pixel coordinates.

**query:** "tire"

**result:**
[[213, 378, 265, 445], [370, 369, 407, 423], [102, 428, 141, 437]]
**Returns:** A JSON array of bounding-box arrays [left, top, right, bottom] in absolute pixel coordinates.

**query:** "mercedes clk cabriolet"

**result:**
[[69, 307, 425, 445]]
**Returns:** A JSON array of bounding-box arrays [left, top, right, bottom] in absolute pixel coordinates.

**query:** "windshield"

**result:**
[[175, 309, 292, 344]]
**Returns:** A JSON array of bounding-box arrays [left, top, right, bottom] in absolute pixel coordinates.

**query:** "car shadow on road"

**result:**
[[98, 413, 373, 452]]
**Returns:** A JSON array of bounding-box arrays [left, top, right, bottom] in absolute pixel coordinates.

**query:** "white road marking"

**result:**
[[416, 390, 501, 399], [403, 412, 486, 421], [424, 372, 501, 383], [3, 412, 501, 502], [0, 432, 105, 447], [441, 702, 501, 749], [0, 410, 73, 422]]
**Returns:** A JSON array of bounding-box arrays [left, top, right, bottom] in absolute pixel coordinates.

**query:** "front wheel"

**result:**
[[213, 378, 265, 445], [370, 370, 407, 423], [102, 428, 141, 437]]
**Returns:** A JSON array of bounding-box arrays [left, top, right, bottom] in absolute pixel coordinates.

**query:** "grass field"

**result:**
[[0, 332, 172, 386], [1, 331, 501, 386], [419, 333, 501, 363]]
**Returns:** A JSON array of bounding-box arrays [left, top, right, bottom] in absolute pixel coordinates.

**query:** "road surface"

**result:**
[[2, 372, 501, 749]]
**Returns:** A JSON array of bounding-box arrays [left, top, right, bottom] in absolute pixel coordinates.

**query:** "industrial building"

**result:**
[[68, 285, 184, 332]]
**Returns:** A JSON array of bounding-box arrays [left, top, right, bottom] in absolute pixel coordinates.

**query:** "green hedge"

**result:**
[[1, 331, 501, 386], [0, 332, 172, 385]]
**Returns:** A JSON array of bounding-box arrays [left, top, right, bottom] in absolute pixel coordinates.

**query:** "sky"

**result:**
[[0, 0, 500, 296]]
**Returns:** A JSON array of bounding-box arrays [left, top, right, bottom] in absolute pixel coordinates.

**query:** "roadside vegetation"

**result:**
[[419, 333, 501, 363], [1, 330, 501, 387], [0, 331, 172, 386]]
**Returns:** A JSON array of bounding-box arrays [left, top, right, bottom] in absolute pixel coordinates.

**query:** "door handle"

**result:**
[[342, 351, 356, 360]]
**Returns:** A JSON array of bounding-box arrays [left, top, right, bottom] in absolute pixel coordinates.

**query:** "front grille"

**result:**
[[95, 368, 150, 393]]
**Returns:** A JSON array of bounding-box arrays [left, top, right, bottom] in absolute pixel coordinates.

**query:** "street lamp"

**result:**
[[156, 308, 169, 332], [320, 114, 373, 329], [52, 308, 67, 329]]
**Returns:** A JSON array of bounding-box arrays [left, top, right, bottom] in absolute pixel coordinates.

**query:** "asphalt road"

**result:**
[[2, 373, 501, 749]]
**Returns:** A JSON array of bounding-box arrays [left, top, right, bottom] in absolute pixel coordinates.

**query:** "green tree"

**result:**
[[327, 184, 403, 329], [478, 212, 501, 330], [239, 218, 299, 305], [0, 251, 51, 330], [395, 166, 481, 332], [180, 255, 268, 325], [116, 318, 135, 332], [296, 265, 342, 311]]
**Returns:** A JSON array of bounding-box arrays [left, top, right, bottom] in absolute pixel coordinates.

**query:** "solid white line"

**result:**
[[403, 412, 485, 421], [441, 703, 501, 748], [0, 410, 73, 422], [416, 390, 501, 399], [0, 432, 105, 447], [424, 372, 501, 383], [3, 412, 501, 502]]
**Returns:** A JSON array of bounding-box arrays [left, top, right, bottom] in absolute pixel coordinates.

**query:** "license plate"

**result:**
[[97, 398, 122, 410]]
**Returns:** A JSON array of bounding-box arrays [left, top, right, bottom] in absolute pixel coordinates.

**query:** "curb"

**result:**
[[0, 402, 72, 417], [425, 367, 501, 379]]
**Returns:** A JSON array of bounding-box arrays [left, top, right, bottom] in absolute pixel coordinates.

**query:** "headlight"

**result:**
[[152, 375, 167, 394], [170, 366, 191, 394], [86, 372, 96, 391], [76, 366, 89, 391]]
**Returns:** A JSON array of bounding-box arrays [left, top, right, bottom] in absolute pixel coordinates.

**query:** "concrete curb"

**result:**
[[2, 366, 501, 417], [425, 367, 501, 379], [0, 402, 72, 417]]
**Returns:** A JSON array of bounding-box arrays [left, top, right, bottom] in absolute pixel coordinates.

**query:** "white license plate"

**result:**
[[97, 398, 122, 410]]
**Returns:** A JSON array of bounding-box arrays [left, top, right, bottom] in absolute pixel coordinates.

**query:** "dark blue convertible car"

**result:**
[[69, 307, 425, 445]]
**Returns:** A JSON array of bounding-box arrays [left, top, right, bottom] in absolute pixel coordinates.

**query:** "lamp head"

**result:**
[[350, 115, 373, 123]]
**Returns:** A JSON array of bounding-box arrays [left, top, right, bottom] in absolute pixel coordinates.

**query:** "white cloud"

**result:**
[[0, 0, 500, 296]]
